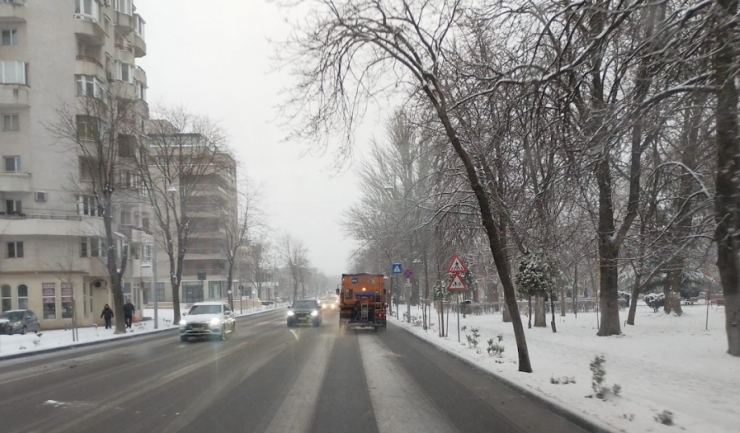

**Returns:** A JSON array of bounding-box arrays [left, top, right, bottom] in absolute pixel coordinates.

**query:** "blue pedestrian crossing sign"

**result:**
[[391, 263, 403, 274]]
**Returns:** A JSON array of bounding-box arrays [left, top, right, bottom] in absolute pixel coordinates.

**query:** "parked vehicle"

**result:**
[[0, 310, 40, 335], [178, 302, 236, 342]]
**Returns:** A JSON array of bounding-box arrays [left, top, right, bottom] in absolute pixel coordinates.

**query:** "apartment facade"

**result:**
[[0, 0, 150, 329]]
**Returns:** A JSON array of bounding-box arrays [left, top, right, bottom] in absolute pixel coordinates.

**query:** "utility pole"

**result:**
[[152, 227, 158, 329]]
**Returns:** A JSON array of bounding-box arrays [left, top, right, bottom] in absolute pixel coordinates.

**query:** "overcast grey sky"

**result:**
[[136, 0, 373, 276]]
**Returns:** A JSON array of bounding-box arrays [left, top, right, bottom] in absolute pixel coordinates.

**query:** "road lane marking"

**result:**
[[263, 331, 338, 433], [359, 334, 459, 433]]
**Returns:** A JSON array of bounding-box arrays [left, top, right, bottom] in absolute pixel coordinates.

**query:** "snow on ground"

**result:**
[[0, 303, 284, 359], [393, 304, 739, 433]]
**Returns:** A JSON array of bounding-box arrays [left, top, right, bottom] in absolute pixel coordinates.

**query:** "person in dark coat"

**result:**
[[101, 304, 114, 329], [123, 300, 136, 329]]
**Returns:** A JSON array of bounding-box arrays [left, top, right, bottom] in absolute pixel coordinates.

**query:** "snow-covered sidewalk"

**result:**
[[0, 304, 285, 360], [393, 304, 739, 433]]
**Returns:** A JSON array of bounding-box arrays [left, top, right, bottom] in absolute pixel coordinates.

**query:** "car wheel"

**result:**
[[180, 336, 188, 343], [21, 326, 26, 335]]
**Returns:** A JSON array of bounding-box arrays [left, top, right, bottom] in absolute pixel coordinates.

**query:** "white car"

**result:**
[[179, 302, 236, 342]]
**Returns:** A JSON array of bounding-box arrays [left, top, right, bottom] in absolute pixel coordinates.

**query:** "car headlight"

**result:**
[[179, 320, 187, 326], [287, 310, 295, 317], [210, 317, 221, 326], [311, 310, 319, 317], [13, 321, 22, 327]]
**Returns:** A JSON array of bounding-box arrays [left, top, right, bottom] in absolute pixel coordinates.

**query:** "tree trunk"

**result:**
[[560, 286, 566, 317], [550, 294, 557, 333], [534, 296, 546, 327], [663, 274, 673, 314], [527, 297, 532, 328], [503, 304, 512, 322], [428, 90, 531, 371], [103, 194, 127, 334], [668, 269, 683, 316], [597, 241, 621, 336], [226, 262, 235, 311], [627, 273, 641, 325]]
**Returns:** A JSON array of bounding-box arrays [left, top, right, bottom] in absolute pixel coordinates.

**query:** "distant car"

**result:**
[[320, 298, 338, 311], [0, 310, 40, 335], [287, 299, 322, 327], [179, 302, 236, 342]]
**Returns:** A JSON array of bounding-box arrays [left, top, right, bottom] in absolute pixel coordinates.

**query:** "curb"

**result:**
[[390, 320, 615, 433], [0, 308, 285, 361]]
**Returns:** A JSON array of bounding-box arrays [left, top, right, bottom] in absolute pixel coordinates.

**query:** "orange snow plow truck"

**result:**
[[337, 273, 387, 331]]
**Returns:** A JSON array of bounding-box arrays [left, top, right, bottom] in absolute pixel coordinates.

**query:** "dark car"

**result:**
[[287, 299, 322, 327], [0, 310, 40, 335]]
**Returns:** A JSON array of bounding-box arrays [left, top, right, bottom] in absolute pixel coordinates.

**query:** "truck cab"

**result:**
[[338, 273, 387, 331]]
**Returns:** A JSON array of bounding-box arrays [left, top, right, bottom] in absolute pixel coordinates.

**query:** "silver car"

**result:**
[[0, 310, 40, 335], [179, 302, 236, 342]]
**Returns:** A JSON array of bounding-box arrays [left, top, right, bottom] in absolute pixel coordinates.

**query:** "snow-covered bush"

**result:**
[[487, 338, 505, 357], [644, 293, 665, 312], [589, 355, 621, 400], [655, 410, 674, 426], [550, 376, 576, 384]]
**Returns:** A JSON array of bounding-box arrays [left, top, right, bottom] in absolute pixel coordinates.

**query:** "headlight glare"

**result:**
[[210, 317, 221, 325], [311, 310, 319, 317], [287, 310, 295, 317], [179, 320, 187, 326]]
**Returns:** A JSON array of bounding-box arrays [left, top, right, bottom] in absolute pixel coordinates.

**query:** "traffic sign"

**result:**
[[447, 273, 467, 291], [403, 268, 414, 279], [447, 255, 467, 274], [392, 263, 403, 274]]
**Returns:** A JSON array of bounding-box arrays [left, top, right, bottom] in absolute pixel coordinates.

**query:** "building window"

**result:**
[[1, 29, 17, 46], [42, 283, 56, 320], [5, 199, 21, 214], [77, 195, 102, 216], [156, 282, 165, 302], [142, 244, 152, 261], [61, 283, 73, 319], [7, 241, 23, 258], [120, 210, 131, 225], [134, 14, 145, 38], [17, 284, 27, 309], [142, 217, 150, 231], [2, 114, 19, 132], [1, 285, 11, 312], [117, 170, 138, 188], [90, 237, 99, 257], [123, 282, 131, 294], [76, 75, 104, 98], [80, 236, 88, 257], [0, 60, 27, 85], [213, 261, 226, 274], [115, 0, 132, 15], [135, 80, 146, 101], [101, 237, 108, 258], [118, 135, 135, 157], [4, 155, 20, 171], [75, 0, 100, 22], [119, 62, 132, 83], [76, 115, 99, 140], [209, 281, 223, 300]]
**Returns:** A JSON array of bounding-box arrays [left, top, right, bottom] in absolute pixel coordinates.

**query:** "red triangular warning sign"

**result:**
[[447, 273, 467, 291], [447, 255, 467, 274]]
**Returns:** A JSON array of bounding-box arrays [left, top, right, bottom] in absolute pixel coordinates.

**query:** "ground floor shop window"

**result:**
[[42, 283, 56, 319], [183, 282, 203, 303], [61, 283, 73, 319], [17, 284, 27, 309], [208, 281, 223, 300], [1, 284, 11, 312]]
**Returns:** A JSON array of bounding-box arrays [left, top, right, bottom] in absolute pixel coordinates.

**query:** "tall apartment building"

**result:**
[[0, 0, 150, 329]]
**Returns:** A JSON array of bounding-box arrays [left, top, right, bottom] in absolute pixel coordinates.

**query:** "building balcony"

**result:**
[[0, 171, 31, 192], [0, 214, 104, 236], [118, 225, 153, 244], [115, 11, 134, 34], [74, 16, 105, 46], [133, 65, 147, 87], [0, 84, 29, 108], [75, 56, 105, 79], [111, 80, 136, 100], [134, 33, 146, 58], [0, 0, 26, 23], [115, 43, 135, 64]]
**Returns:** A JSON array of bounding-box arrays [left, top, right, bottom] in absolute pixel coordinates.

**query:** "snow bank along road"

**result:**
[[0, 310, 587, 433]]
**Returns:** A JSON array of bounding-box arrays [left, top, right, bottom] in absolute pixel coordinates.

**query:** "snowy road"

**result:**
[[0, 310, 588, 433]]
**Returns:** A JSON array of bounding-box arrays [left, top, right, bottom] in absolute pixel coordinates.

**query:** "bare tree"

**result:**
[[135, 106, 229, 324], [280, 0, 532, 372], [215, 175, 264, 309], [242, 237, 272, 300], [47, 90, 145, 334], [277, 233, 310, 301]]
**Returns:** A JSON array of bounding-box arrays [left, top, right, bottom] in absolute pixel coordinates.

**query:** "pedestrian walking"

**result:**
[[100, 304, 114, 329], [123, 300, 136, 329]]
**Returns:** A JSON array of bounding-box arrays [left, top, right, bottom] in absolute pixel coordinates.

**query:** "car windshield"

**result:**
[[0, 311, 24, 321], [188, 305, 221, 315], [291, 301, 316, 309]]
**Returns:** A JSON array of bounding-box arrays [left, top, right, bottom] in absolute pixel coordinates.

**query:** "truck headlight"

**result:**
[[210, 318, 221, 326], [287, 310, 295, 317], [179, 320, 187, 326], [311, 310, 319, 317]]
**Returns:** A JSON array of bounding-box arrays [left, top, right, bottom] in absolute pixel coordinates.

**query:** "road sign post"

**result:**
[[446, 255, 468, 343], [391, 263, 402, 320]]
